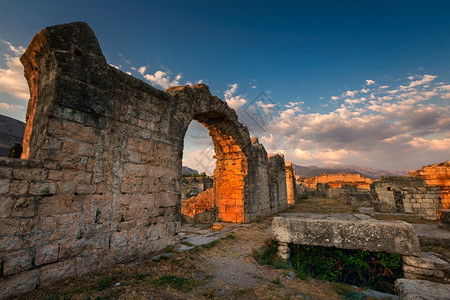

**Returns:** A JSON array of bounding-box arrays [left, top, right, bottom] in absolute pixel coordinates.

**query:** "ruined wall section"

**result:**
[[285, 161, 297, 205], [180, 188, 216, 223], [0, 22, 291, 297], [372, 177, 441, 219], [1, 23, 182, 298], [268, 154, 288, 213], [409, 161, 450, 209], [246, 138, 271, 220]]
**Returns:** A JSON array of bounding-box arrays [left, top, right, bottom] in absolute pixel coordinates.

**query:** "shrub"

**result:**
[[289, 244, 402, 293]]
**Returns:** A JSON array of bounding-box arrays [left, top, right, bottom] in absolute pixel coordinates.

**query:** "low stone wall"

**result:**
[[272, 213, 421, 257], [181, 188, 217, 223], [372, 177, 442, 219]]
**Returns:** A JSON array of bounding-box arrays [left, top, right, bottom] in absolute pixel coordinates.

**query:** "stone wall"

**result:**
[[268, 154, 288, 213], [181, 176, 213, 201], [303, 173, 373, 190], [372, 177, 441, 220], [0, 22, 289, 298]]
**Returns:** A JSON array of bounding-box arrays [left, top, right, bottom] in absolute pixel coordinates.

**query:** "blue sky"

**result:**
[[0, 1, 449, 172]]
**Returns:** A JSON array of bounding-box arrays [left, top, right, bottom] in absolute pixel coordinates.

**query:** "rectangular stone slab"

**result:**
[[272, 213, 421, 256]]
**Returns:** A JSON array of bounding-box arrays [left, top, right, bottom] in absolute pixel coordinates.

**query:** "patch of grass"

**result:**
[[164, 245, 176, 253], [152, 275, 199, 292], [271, 277, 281, 285], [289, 197, 356, 215], [290, 244, 402, 294], [97, 274, 113, 291], [253, 239, 294, 272], [202, 239, 220, 249], [225, 232, 236, 239]]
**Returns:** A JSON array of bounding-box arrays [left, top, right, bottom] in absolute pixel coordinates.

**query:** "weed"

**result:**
[[97, 274, 113, 290], [164, 245, 176, 253], [252, 239, 279, 266], [135, 272, 151, 280], [271, 277, 281, 285], [152, 275, 199, 292], [202, 239, 220, 249], [225, 232, 236, 239]]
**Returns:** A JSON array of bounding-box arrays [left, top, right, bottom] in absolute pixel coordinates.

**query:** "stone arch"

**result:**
[[0, 22, 290, 298], [167, 84, 253, 223]]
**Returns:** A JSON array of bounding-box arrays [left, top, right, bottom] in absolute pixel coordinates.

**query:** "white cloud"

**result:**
[[0, 102, 24, 110], [143, 70, 181, 89], [365, 79, 375, 85], [0, 40, 28, 100], [138, 66, 147, 75], [342, 90, 357, 97], [408, 74, 437, 88], [331, 96, 339, 101], [262, 74, 450, 170], [224, 83, 247, 109]]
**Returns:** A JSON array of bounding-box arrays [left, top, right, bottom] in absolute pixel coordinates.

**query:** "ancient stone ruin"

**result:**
[[0, 22, 295, 298], [372, 162, 450, 220]]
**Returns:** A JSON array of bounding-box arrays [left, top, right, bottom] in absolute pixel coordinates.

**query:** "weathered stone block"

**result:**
[[403, 265, 445, 278], [11, 197, 36, 218], [0, 196, 15, 218], [272, 214, 421, 256], [0, 178, 10, 194], [9, 180, 29, 195], [3, 250, 33, 275], [37, 195, 83, 216], [35, 243, 60, 266], [0, 270, 39, 299], [29, 181, 57, 195], [38, 259, 77, 287], [403, 252, 449, 270], [0, 236, 24, 252], [0, 218, 20, 236], [395, 278, 450, 299]]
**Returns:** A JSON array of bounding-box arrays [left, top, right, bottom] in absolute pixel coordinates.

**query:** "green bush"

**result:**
[[289, 244, 402, 293]]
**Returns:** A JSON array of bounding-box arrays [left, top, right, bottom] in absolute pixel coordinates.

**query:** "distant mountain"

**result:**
[[292, 163, 408, 179], [0, 114, 25, 157], [182, 166, 199, 175]]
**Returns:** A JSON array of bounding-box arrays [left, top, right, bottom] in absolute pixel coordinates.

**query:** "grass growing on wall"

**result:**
[[289, 244, 403, 294]]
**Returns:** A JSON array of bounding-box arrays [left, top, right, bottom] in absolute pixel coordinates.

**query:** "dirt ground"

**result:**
[[17, 197, 442, 299]]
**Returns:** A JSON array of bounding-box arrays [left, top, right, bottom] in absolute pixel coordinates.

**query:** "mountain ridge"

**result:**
[[0, 114, 25, 157], [292, 163, 408, 179]]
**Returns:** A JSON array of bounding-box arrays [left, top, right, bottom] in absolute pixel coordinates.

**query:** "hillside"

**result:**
[[292, 163, 408, 179], [0, 114, 25, 157], [182, 166, 199, 175]]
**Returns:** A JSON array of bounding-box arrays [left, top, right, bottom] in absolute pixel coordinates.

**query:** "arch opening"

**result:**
[[181, 117, 248, 223]]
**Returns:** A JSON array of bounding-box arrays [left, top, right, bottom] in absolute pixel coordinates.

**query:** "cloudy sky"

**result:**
[[0, 1, 449, 173]]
